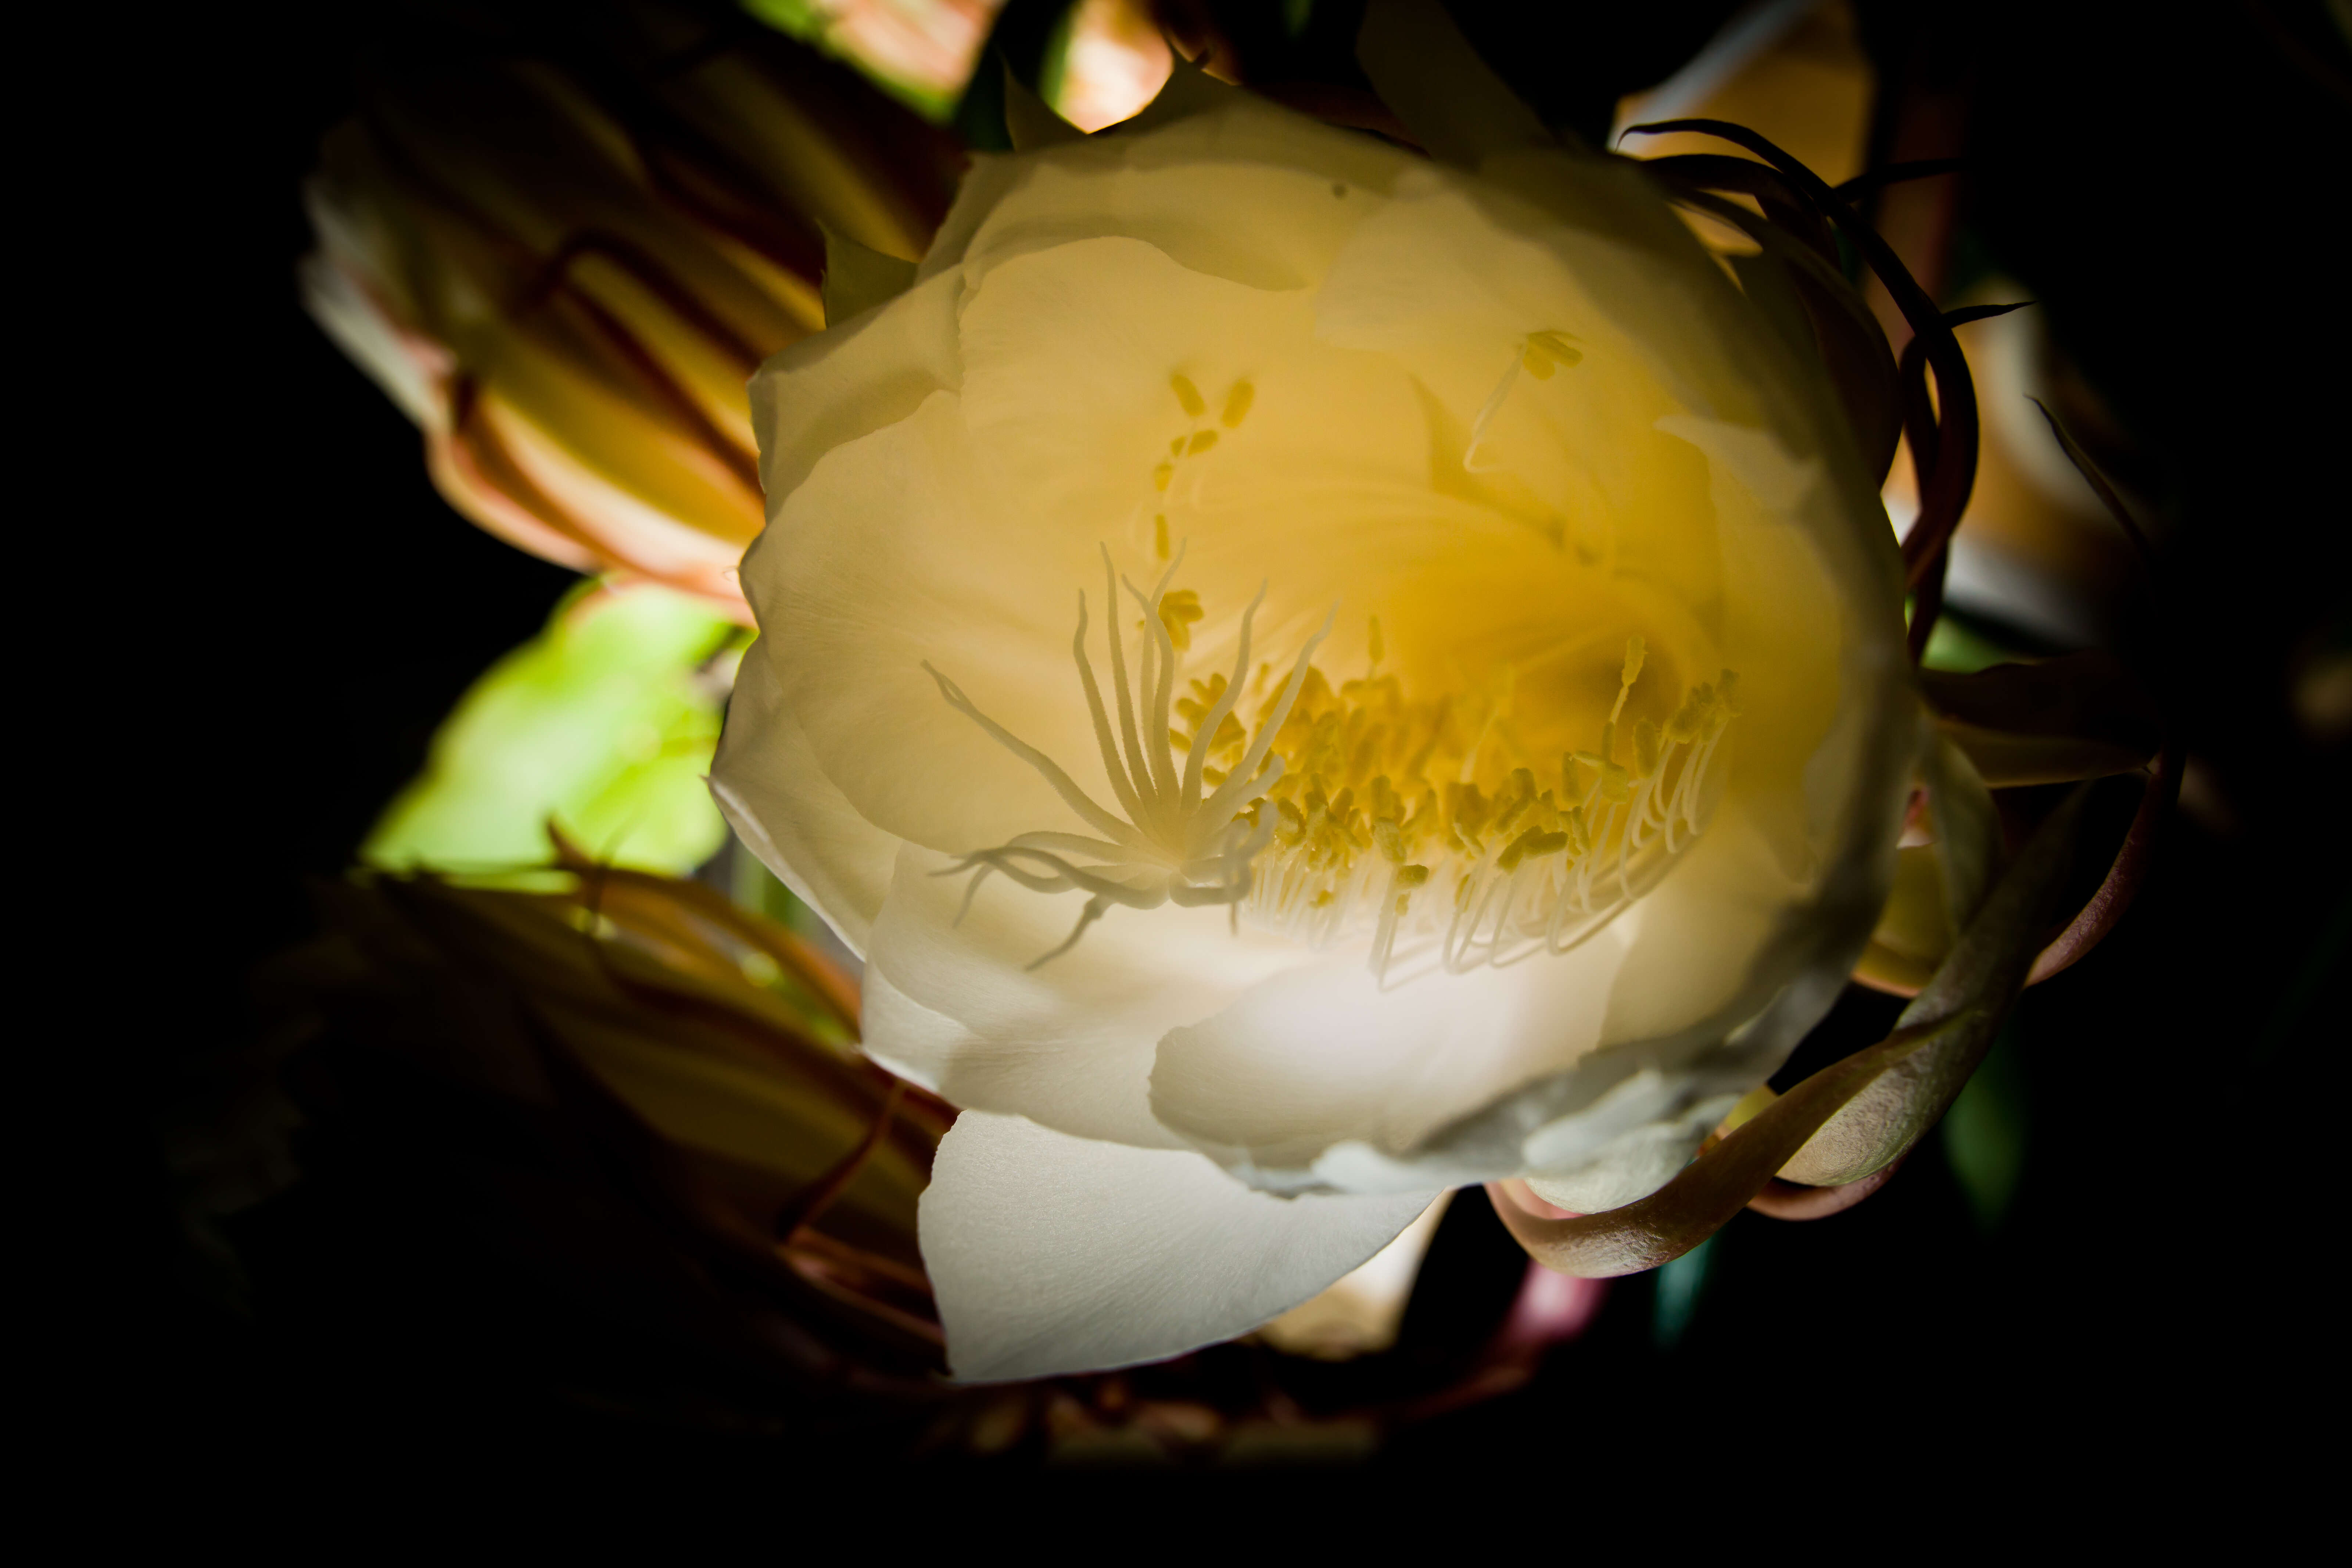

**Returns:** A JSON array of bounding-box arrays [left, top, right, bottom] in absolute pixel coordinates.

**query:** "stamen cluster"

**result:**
[[1208, 627, 1739, 978], [932, 566, 1736, 978]]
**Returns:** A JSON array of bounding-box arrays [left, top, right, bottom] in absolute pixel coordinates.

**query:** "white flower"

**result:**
[[713, 75, 1913, 1381]]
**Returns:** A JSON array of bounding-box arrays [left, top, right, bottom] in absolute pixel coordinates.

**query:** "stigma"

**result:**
[[924, 544, 1329, 969], [928, 561, 1737, 980]]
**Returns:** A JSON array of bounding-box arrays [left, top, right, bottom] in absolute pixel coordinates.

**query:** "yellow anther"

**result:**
[[1313, 890, 1334, 908], [1406, 787, 1438, 836], [1374, 818, 1408, 863], [1187, 430, 1219, 455], [1497, 831, 1531, 873], [1501, 826, 1570, 871], [1175, 673, 1226, 728], [1221, 379, 1254, 428], [1520, 330, 1584, 380], [1600, 762, 1631, 803], [1169, 436, 1186, 456], [1621, 635, 1646, 687], [1635, 719, 1661, 778], [1170, 373, 1206, 418], [1563, 803, 1589, 855], [1154, 515, 1170, 560], [1396, 864, 1431, 889], [1446, 781, 1493, 839], [1492, 767, 1537, 834], [1718, 668, 1742, 713], [1157, 588, 1204, 651], [1153, 462, 1173, 492]]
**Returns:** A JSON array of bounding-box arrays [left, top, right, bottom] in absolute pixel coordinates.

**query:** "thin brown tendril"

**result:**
[[1833, 157, 1968, 203], [1907, 545, 1948, 664], [1623, 119, 1981, 596], [2027, 728, 2182, 985], [2017, 398, 2175, 985], [777, 1078, 907, 1239], [1898, 301, 2032, 661]]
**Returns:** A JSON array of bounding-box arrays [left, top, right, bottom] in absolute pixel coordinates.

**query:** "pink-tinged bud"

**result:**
[[301, 6, 960, 618]]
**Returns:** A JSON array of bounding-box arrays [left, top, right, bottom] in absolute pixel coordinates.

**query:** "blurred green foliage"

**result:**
[[363, 580, 739, 878], [1920, 608, 2036, 674], [1942, 1021, 2029, 1230], [744, 0, 976, 121], [1651, 1234, 1714, 1350]]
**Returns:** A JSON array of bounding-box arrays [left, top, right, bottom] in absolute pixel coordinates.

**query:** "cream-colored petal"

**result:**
[[744, 266, 962, 515], [747, 390, 1104, 855], [1522, 1084, 1743, 1213], [921, 98, 1415, 294], [919, 1110, 1436, 1382], [708, 643, 897, 956], [1151, 795, 1870, 1198], [864, 843, 1302, 1149], [755, 238, 1441, 860], [1315, 173, 1733, 618], [1149, 911, 1634, 1184], [954, 233, 1433, 597]]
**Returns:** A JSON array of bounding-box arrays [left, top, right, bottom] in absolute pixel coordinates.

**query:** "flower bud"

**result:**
[[302, 4, 959, 616]]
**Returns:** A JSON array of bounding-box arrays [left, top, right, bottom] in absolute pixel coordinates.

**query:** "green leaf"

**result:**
[[363, 581, 737, 880]]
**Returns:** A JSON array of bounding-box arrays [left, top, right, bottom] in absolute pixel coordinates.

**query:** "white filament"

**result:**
[[925, 546, 1330, 968]]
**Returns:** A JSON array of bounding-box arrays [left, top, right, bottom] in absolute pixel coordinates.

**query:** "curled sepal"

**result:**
[[1924, 652, 2162, 788], [1855, 720, 2000, 997], [1114, 48, 1239, 137], [820, 225, 918, 327], [1491, 784, 2088, 1276], [1001, 58, 1085, 152]]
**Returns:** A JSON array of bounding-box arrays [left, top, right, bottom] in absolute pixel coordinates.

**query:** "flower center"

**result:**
[[926, 560, 1738, 981]]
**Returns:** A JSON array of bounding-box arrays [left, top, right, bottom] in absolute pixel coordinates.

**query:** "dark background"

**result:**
[[63, 0, 2348, 1493]]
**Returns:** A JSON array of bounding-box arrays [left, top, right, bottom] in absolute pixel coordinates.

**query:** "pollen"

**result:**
[[1471, 327, 1587, 472], [1222, 380, 1255, 428], [1233, 627, 1739, 981]]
